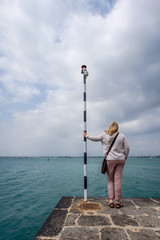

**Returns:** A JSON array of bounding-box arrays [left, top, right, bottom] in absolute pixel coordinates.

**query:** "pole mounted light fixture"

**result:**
[[81, 65, 88, 76]]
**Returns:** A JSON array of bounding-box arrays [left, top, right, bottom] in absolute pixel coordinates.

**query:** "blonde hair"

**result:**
[[105, 121, 119, 136]]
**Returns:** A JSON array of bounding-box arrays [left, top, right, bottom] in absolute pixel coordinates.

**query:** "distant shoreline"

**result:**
[[0, 155, 160, 158]]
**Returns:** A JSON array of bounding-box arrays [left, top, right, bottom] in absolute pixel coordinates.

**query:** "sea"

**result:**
[[0, 156, 160, 240]]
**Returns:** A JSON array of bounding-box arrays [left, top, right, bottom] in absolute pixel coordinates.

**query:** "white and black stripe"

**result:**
[[81, 65, 88, 202]]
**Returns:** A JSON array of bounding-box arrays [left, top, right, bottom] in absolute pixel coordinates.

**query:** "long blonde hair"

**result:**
[[105, 121, 119, 136]]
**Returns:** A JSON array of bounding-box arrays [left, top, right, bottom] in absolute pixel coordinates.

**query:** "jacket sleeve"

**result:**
[[124, 138, 130, 159], [86, 133, 104, 142]]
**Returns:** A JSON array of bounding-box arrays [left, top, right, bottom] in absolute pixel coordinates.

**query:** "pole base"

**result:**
[[77, 201, 102, 211]]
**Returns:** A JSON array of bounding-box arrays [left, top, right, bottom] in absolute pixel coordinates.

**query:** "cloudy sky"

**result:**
[[0, 0, 160, 157]]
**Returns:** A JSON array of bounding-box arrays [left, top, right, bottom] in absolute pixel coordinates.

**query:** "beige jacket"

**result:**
[[86, 132, 130, 160]]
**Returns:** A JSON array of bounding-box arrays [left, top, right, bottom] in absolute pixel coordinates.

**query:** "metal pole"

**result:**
[[81, 65, 89, 202]]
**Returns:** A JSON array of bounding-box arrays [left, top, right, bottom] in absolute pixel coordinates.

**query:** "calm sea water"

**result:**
[[0, 157, 160, 240]]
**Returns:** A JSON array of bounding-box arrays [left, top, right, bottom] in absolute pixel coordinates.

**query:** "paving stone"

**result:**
[[55, 196, 73, 209], [133, 198, 160, 208], [98, 203, 121, 215], [119, 206, 140, 215], [127, 229, 160, 240], [59, 227, 99, 240], [152, 199, 160, 204], [34, 210, 67, 238], [78, 215, 111, 226], [138, 207, 160, 216], [101, 227, 128, 240], [135, 215, 160, 228], [111, 214, 139, 227], [120, 199, 136, 207], [65, 213, 79, 226], [99, 198, 136, 215]]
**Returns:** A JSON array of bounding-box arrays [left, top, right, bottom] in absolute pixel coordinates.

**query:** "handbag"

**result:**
[[101, 158, 107, 174], [101, 132, 119, 174]]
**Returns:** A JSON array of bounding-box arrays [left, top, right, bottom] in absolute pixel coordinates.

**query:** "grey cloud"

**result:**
[[0, 0, 160, 156]]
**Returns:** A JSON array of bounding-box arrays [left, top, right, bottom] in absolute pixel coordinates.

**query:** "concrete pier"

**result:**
[[34, 197, 160, 240]]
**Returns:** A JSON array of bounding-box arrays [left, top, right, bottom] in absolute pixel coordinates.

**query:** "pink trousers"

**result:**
[[107, 160, 126, 201]]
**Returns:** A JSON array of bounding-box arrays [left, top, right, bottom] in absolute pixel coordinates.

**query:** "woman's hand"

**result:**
[[83, 132, 87, 137]]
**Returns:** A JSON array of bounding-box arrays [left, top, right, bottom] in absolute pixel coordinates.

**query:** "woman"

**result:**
[[83, 121, 130, 208]]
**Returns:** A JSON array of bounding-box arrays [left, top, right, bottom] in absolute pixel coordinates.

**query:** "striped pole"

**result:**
[[81, 65, 89, 202]]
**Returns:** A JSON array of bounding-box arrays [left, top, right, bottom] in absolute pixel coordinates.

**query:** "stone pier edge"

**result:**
[[34, 197, 160, 240]]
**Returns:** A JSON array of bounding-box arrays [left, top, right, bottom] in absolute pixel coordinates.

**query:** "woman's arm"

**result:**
[[83, 132, 104, 142]]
